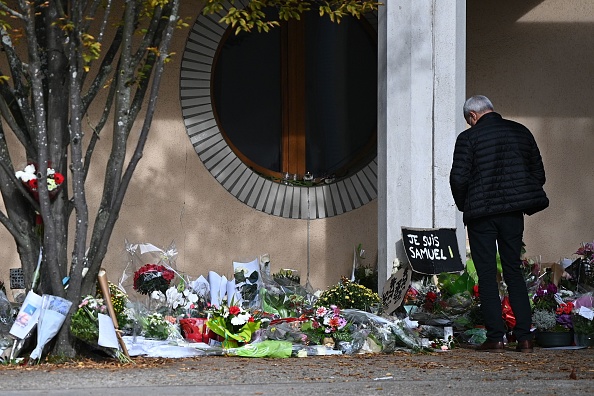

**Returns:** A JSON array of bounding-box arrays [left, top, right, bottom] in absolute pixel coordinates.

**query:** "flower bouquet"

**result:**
[[70, 295, 132, 362], [272, 269, 301, 286], [314, 277, 380, 312], [142, 312, 174, 340], [206, 303, 261, 348], [164, 281, 210, 342], [15, 163, 64, 201], [301, 305, 352, 346], [120, 241, 179, 311], [531, 277, 575, 347], [133, 263, 175, 295], [572, 242, 594, 287]]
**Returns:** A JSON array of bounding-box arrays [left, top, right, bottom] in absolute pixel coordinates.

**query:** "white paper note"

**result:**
[[98, 313, 119, 349], [9, 290, 42, 339]]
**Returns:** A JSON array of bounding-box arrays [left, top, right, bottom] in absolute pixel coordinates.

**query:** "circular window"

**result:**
[[181, 8, 378, 219]]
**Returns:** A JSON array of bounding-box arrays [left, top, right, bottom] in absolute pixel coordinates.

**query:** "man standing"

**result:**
[[450, 95, 549, 352]]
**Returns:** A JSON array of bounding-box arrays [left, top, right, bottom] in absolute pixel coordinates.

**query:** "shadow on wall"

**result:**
[[467, 0, 594, 261]]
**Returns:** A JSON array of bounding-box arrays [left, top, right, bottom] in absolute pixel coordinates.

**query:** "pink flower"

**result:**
[[315, 307, 327, 317]]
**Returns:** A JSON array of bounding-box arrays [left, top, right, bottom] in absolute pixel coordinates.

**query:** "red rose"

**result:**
[[473, 284, 479, 298], [426, 291, 437, 302], [53, 172, 64, 185], [28, 179, 38, 190], [229, 306, 241, 315]]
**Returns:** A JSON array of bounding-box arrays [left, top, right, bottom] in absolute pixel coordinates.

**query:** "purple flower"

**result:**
[[556, 313, 573, 329], [546, 283, 558, 294]]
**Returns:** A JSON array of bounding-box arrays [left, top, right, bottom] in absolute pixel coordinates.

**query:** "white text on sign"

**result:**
[[406, 234, 451, 260]]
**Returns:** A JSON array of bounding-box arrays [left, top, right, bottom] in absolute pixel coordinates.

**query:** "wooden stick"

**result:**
[[97, 268, 130, 358]]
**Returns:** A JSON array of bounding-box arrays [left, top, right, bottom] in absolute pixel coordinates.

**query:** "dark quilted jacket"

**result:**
[[449, 112, 549, 223]]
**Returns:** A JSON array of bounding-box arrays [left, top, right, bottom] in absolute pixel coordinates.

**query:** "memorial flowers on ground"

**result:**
[[133, 263, 175, 295], [314, 277, 380, 312], [70, 295, 131, 363], [301, 305, 352, 345], [531, 275, 573, 332], [206, 302, 261, 348]]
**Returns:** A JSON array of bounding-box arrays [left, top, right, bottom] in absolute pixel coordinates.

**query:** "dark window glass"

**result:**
[[212, 10, 376, 181]]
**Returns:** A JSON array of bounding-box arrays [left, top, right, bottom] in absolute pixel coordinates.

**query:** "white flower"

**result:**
[[166, 287, 184, 309], [184, 290, 199, 304], [230, 313, 250, 326], [151, 290, 165, 301], [15, 164, 38, 182]]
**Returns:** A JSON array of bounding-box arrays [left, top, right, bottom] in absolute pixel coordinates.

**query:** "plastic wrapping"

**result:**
[[258, 266, 315, 319], [119, 241, 180, 308], [0, 291, 14, 335], [0, 291, 16, 362], [30, 295, 72, 362], [225, 340, 293, 358], [340, 309, 424, 353]]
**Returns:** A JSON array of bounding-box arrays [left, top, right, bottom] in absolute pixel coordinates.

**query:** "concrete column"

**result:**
[[378, 0, 466, 293]]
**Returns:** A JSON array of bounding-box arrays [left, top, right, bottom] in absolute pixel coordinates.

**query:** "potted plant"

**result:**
[[571, 293, 594, 346], [531, 280, 573, 347], [572, 312, 594, 347]]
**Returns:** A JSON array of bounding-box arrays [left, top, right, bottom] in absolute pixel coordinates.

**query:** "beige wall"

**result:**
[[0, 2, 377, 297], [467, 0, 594, 262]]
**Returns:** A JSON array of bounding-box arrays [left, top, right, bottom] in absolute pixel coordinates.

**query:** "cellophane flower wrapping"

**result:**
[[30, 295, 72, 361], [259, 265, 315, 319], [338, 309, 424, 353], [119, 241, 180, 309], [225, 340, 293, 358], [70, 293, 133, 363]]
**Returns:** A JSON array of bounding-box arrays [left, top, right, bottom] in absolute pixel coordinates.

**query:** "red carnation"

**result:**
[[53, 172, 64, 185], [28, 179, 38, 190], [229, 305, 241, 315]]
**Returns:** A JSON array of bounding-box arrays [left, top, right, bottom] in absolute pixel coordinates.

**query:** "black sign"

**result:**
[[401, 227, 463, 275]]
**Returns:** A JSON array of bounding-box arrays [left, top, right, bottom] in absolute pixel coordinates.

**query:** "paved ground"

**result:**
[[0, 346, 593, 395]]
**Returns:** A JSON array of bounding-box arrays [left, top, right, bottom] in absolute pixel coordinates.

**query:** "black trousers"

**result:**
[[467, 212, 532, 342]]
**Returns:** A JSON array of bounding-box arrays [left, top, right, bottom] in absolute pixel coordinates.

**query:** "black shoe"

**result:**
[[515, 339, 534, 353], [475, 340, 505, 352]]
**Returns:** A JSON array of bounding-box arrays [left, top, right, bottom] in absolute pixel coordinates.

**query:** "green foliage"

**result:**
[[201, 0, 382, 34], [70, 301, 100, 344], [142, 312, 171, 340], [272, 269, 301, 285], [573, 314, 594, 336], [437, 271, 475, 299]]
